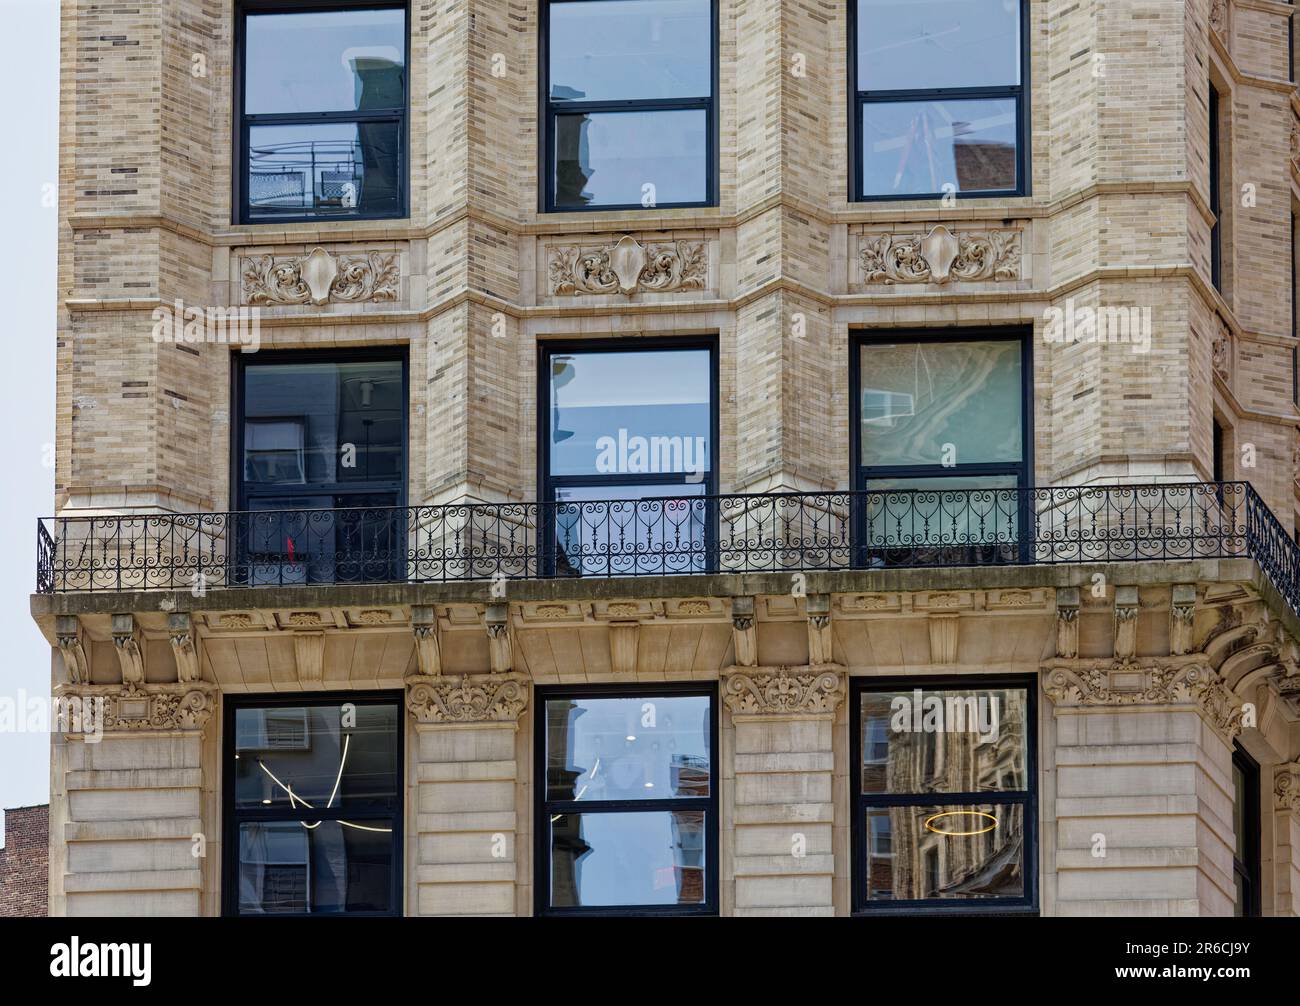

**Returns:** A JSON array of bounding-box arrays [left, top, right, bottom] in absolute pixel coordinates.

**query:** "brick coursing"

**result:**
[[0, 806, 49, 918]]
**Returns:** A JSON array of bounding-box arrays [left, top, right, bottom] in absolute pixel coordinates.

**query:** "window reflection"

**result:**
[[864, 805, 1025, 901], [238, 820, 394, 914], [550, 811, 707, 907]]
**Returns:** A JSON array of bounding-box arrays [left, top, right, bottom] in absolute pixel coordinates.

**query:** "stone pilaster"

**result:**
[[406, 673, 528, 916], [1043, 659, 1244, 916], [51, 682, 216, 917], [721, 665, 845, 916], [1274, 761, 1300, 916]]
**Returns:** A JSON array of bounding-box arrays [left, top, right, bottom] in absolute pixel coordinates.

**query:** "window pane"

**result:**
[[549, 350, 711, 477], [550, 0, 711, 102], [549, 811, 707, 907], [237, 819, 394, 914], [856, 0, 1019, 91], [864, 803, 1024, 900], [545, 694, 712, 801], [553, 485, 708, 576], [248, 121, 401, 218], [555, 109, 707, 207], [233, 702, 400, 812], [859, 340, 1022, 467], [860, 687, 1028, 794], [861, 99, 1017, 197], [246, 9, 406, 114], [243, 360, 404, 488]]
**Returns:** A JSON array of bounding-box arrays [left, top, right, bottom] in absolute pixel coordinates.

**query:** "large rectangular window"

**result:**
[[851, 332, 1030, 557], [539, 339, 716, 575], [851, 0, 1027, 200], [542, 0, 717, 210], [535, 685, 718, 915], [233, 350, 408, 585], [1210, 84, 1223, 291], [851, 678, 1037, 913], [1232, 745, 1261, 917], [223, 693, 403, 916], [237, 3, 408, 222]]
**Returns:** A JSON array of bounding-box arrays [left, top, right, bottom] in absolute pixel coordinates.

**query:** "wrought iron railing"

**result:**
[[32, 483, 1299, 616]]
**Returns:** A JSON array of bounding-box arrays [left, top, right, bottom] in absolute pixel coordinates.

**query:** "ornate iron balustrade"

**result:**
[[33, 482, 1297, 615]]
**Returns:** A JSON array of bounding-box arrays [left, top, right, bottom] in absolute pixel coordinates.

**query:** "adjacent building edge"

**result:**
[[33, 565, 1300, 917]]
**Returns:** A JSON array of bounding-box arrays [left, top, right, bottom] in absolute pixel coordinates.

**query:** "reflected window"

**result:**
[[543, 0, 716, 209], [541, 342, 715, 575], [853, 0, 1025, 199], [1232, 746, 1260, 916], [853, 679, 1036, 912], [239, 5, 407, 221], [537, 687, 717, 914], [224, 695, 402, 915], [234, 352, 408, 585]]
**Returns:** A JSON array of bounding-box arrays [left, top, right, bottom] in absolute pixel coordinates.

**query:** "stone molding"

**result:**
[[549, 235, 707, 296], [721, 666, 846, 719], [241, 246, 400, 305], [111, 613, 145, 685], [55, 615, 89, 684], [858, 225, 1020, 285], [55, 681, 217, 735], [405, 673, 529, 725], [1041, 659, 1244, 739], [1276, 761, 1300, 815]]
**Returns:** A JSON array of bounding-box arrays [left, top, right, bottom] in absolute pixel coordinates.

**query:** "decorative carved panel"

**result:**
[[241, 246, 400, 305], [858, 225, 1020, 285], [549, 235, 707, 296]]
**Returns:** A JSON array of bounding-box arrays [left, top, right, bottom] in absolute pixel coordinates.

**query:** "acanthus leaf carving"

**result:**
[[55, 682, 217, 735], [242, 248, 400, 305], [859, 225, 1020, 285], [550, 236, 707, 296], [405, 673, 528, 724], [721, 666, 846, 718]]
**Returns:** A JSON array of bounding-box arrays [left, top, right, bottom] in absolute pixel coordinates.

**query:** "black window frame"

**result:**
[[850, 328, 1034, 493], [539, 0, 720, 213], [1210, 84, 1223, 292], [533, 682, 720, 917], [850, 675, 1039, 916], [1231, 744, 1261, 917], [221, 690, 405, 917], [233, 0, 411, 225], [848, 0, 1031, 203]]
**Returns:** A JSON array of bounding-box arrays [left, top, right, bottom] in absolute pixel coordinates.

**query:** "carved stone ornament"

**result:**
[[1276, 761, 1300, 814], [55, 682, 217, 736], [242, 247, 400, 305], [1290, 117, 1300, 177], [550, 235, 707, 296], [721, 667, 846, 718], [1211, 317, 1232, 382], [405, 673, 529, 724], [1042, 659, 1244, 739], [55, 615, 88, 684], [859, 225, 1020, 285], [1209, 0, 1227, 38]]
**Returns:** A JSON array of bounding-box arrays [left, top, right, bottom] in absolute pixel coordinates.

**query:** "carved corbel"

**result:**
[[485, 603, 512, 674], [411, 605, 442, 677], [167, 613, 202, 683], [292, 632, 325, 685], [806, 594, 833, 665], [111, 613, 145, 685], [732, 596, 757, 667], [55, 615, 89, 684], [1056, 587, 1080, 659], [609, 621, 639, 676], [928, 614, 960, 665], [1170, 584, 1197, 657], [1276, 761, 1300, 816], [1113, 586, 1139, 661], [406, 673, 529, 724]]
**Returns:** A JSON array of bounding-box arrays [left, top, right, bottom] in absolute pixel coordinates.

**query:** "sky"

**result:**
[[0, 0, 59, 844]]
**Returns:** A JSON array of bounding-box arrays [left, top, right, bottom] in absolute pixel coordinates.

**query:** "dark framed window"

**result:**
[[850, 330, 1032, 559], [851, 677, 1037, 914], [232, 348, 408, 584], [1231, 745, 1261, 917], [541, 0, 718, 211], [1210, 84, 1223, 291], [535, 684, 718, 915], [222, 692, 403, 916], [538, 338, 718, 575], [850, 0, 1029, 201], [235, 2, 408, 223]]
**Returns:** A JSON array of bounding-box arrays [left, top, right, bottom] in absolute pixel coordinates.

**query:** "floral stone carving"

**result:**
[[405, 673, 529, 724], [242, 247, 400, 305], [721, 667, 846, 718], [550, 235, 707, 296], [859, 225, 1020, 284]]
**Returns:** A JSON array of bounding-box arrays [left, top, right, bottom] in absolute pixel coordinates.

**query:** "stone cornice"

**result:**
[[1041, 659, 1244, 740], [405, 673, 528, 725], [721, 665, 846, 719], [54, 681, 216, 736]]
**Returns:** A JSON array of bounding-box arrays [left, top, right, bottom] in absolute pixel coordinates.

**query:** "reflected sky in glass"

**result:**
[[555, 109, 707, 207], [860, 99, 1017, 196], [856, 0, 1019, 91]]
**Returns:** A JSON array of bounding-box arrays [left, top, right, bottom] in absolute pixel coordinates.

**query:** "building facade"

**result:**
[[30, 0, 1300, 916], [0, 806, 50, 918]]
